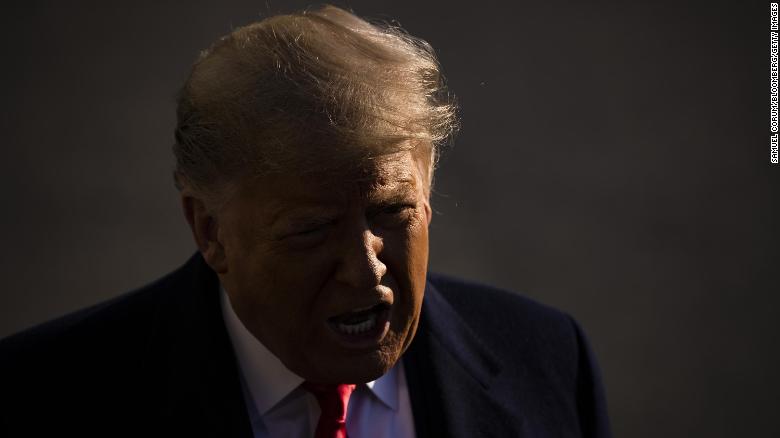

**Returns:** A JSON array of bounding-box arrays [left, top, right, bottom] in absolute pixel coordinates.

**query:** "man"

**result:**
[[0, 5, 610, 437]]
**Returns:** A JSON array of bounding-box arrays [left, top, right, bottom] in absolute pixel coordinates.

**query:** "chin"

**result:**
[[309, 347, 400, 384]]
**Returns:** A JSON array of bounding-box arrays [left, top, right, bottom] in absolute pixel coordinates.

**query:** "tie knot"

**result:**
[[302, 382, 356, 423]]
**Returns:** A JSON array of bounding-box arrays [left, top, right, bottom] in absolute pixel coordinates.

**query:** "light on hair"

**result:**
[[173, 5, 458, 203]]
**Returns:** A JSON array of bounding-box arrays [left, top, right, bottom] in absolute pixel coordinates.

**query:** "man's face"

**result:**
[[214, 150, 431, 384]]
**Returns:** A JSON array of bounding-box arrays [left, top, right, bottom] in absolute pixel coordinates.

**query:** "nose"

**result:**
[[334, 227, 387, 289]]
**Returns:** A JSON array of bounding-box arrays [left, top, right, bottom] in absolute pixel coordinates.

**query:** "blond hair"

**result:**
[[173, 5, 458, 203]]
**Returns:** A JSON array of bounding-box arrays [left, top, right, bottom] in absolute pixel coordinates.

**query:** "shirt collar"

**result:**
[[220, 288, 304, 415], [366, 362, 399, 411], [221, 287, 401, 414]]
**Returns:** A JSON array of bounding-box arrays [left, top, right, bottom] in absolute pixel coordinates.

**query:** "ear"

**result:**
[[423, 199, 432, 227], [181, 194, 228, 273]]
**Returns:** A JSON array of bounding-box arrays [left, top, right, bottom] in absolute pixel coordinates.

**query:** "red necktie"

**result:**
[[302, 382, 356, 438]]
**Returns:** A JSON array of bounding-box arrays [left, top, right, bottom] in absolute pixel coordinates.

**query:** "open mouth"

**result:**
[[327, 303, 391, 340]]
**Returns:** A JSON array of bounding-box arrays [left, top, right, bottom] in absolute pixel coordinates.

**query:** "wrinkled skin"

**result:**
[[183, 150, 432, 383]]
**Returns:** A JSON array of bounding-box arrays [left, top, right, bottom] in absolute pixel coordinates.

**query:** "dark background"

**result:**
[[1, 1, 777, 436]]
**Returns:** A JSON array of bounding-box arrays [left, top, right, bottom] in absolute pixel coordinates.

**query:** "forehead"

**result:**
[[232, 151, 424, 220]]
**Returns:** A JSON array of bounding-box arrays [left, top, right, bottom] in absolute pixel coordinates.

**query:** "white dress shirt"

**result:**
[[220, 289, 416, 438]]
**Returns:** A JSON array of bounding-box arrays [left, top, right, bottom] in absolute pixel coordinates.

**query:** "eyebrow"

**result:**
[[272, 204, 341, 227], [269, 177, 419, 227], [286, 211, 339, 226], [366, 178, 418, 202]]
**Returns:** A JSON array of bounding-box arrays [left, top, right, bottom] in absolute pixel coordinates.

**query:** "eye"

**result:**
[[294, 224, 326, 236], [372, 203, 415, 228], [282, 221, 332, 247]]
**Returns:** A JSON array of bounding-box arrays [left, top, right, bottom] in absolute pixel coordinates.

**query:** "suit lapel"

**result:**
[[149, 254, 253, 437], [403, 279, 522, 438], [150, 255, 523, 437]]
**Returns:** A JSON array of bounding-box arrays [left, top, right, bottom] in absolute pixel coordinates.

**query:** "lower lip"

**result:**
[[326, 307, 391, 349]]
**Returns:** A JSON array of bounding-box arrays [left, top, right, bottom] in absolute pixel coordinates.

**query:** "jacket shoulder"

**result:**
[[0, 257, 195, 371], [425, 273, 582, 386], [426, 272, 575, 337], [0, 254, 218, 434], [425, 273, 612, 437]]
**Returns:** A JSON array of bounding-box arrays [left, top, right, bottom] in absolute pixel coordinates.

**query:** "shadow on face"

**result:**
[[204, 150, 432, 384]]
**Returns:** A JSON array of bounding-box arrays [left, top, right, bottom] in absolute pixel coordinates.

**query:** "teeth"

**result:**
[[337, 313, 377, 335]]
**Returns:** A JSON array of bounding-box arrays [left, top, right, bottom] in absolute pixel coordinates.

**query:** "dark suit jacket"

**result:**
[[0, 254, 611, 437]]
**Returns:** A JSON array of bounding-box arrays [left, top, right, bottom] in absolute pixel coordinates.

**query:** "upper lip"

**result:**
[[326, 286, 393, 320], [345, 303, 382, 313], [327, 301, 391, 321]]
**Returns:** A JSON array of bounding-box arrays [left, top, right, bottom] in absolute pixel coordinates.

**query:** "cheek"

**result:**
[[404, 212, 430, 270], [227, 249, 337, 356], [406, 213, 430, 303], [235, 244, 341, 325], [384, 216, 429, 353], [240, 251, 325, 304], [383, 213, 429, 301]]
